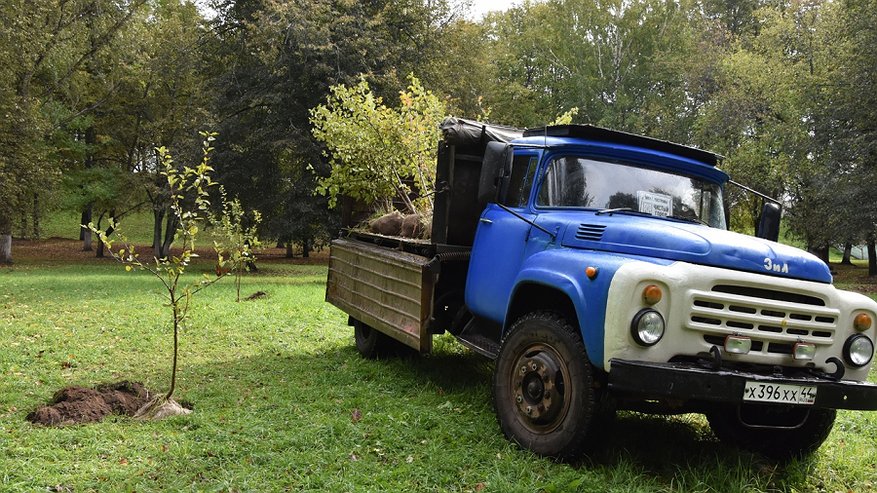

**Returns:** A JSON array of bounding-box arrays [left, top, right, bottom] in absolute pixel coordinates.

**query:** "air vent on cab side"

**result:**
[[576, 224, 607, 241]]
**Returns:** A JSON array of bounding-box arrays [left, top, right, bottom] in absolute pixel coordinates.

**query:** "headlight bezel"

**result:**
[[630, 308, 665, 347], [843, 334, 875, 368]]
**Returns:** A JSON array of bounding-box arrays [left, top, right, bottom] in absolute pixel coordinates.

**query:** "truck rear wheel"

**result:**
[[706, 404, 836, 459], [493, 311, 595, 459], [353, 319, 397, 359]]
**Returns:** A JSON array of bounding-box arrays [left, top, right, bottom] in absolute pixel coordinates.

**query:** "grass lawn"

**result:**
[[1, 242, 876, 492]]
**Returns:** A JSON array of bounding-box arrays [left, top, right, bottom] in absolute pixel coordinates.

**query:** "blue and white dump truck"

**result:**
[[326, 119, 877, 459]]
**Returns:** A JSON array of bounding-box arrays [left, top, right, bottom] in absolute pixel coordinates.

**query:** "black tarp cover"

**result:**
[[440, 117, 523, 147]]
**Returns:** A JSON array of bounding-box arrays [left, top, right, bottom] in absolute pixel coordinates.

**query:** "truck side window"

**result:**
[[503, 155, 538, 207], [537, 156, 589, 207]]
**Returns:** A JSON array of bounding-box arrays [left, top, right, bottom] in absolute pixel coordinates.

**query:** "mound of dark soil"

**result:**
[[26, 381, 152, 426], [369, 211, 404, 236], [244, 290, 268, 301]]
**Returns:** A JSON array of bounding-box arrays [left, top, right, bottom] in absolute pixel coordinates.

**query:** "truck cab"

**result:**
[[327, 121, 877, 459]]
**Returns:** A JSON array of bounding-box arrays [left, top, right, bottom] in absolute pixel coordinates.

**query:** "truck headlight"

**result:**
[[844, 334, 874, 367], [631, 309, 665, 346]]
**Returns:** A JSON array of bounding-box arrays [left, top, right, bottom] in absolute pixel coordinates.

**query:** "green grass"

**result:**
[[2, 258, 877, 492]]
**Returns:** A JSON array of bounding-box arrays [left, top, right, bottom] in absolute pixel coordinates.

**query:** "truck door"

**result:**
[[465, 151, 541, 325]]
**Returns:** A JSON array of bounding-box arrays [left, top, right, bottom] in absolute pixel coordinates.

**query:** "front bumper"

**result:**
[[608, 358, 877, 410]]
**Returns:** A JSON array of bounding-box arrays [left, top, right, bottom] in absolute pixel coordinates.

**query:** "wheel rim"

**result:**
[[509, 343, 571, 433]]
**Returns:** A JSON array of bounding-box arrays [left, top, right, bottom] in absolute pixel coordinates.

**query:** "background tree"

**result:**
[[808, 0, 877, 274], [0, 0, 148, 263], [210, 188, 262, 302], [2, 0, 876, 274], [206, 0, 456, 251], [61, 167, 147, 257], [122, 0, 213, 259]]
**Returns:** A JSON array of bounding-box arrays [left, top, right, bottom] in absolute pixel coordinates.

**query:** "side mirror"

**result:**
[[756, 202, 782, 242], [478, 142, 511, 207]]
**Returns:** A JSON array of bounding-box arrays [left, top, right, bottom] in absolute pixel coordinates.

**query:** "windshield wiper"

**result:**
[[594, 207, 650, 217], [668, 214, 709, 226]]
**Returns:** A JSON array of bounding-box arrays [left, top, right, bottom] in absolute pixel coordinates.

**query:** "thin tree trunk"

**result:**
[[80, 209, 90, 241], [96, 211, 115, 258], [19, 204, 28, 239], [0, 235, 10, 264], [236, 266, 242, 302], [32, 193, 40, 240], [0, 213, 12, 264], [153, 207, 165, 258], [82, 125, 96, 251], [285, 242, 293, 258], [302, 238, 310, 258], [814, 245, 830, 265], [160, 213, 176, 259], [751, 200, 761, 236], [82, 204, 93, 251], [841, 243, 853, 265], [167, 301, 180, 400], [868, 238, 876, 277]]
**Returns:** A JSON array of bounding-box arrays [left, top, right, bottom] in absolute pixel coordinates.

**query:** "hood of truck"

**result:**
[[556, 214, 832, 283]]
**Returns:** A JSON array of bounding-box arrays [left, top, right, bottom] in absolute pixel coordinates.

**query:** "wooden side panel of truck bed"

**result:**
[[326, 238, 435, 353]]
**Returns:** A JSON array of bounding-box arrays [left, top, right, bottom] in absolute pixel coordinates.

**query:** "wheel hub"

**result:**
[[512, 350, 564, 424]]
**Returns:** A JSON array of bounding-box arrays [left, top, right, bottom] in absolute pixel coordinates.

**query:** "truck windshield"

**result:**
[[536, 155, 726, 229]]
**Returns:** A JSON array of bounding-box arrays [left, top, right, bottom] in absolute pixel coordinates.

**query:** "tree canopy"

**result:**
[[1, 0, 875, 271]]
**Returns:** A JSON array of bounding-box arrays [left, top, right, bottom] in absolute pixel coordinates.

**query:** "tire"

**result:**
[[707, 403, 836, 460], [493, 311, 596, 459], [353, 319, 398, 359]]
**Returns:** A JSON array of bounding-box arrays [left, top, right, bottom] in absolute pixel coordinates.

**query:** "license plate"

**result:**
[[743, 381, 817, 405]]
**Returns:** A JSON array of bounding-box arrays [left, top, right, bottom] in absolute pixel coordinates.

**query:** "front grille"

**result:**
[[711, 285, 826, 306], [688, 284, 839, 354], [575, 224, 606, 241]]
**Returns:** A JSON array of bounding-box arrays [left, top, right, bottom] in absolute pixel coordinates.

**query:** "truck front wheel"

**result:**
[[493, 311, 596, 459], [706, 404, 836, 459]]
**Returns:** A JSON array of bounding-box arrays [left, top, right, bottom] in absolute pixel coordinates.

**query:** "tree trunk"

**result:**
[[82, 204, 93, 251], [167, 300, 180, 400], [841, 243, 853, 265], [80, 208, 90, 240], [19, 205, 28, 239], [285, 242, 293, 258], [235, 267, 242, 303], [302, 238, 310, 258], [0, 235, 10, 264], [153, 208, 165, 258], [0, 213, 12, 264], [159, 213, 176, 259], [96, 213, 115, 258], [32, 193, 40, 240], [868, 238, 876, 277], [751, 200, 761, 236], [82, 125, 96, 251], [813, 245, 830, 265]]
